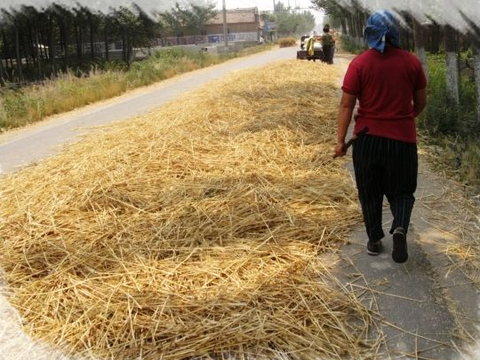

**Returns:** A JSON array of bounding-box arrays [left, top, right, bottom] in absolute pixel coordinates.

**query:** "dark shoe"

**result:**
[[367, 240, 382, 256], [392, 227, 408, 263]]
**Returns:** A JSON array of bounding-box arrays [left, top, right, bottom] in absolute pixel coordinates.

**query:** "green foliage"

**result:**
[[419, 54, 477, 137], [460, 143, 480, 188], [0, 45, 273, 131], [260, 11, 275, 23], [419, 52, 480, 188], [339, 35, 367, 54], [159, 2, 217, 36], [271, 2, 315, 36]]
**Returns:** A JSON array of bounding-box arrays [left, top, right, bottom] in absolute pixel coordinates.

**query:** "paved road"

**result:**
[[0, 46, 297, 174]]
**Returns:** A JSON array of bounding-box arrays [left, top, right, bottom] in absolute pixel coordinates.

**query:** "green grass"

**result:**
[[0, 44, 275, 131], [339, 35, 367, 54], [419, 52, 480, 189]]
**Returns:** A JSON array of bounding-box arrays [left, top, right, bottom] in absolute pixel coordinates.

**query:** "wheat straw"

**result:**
[[0, 60, 372, 359]]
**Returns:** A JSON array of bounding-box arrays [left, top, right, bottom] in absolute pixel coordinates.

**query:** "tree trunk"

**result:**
[[21, 32, 31, 69], [75, 23, 83, 62], [47, 14, 56, 75], [431, 23, 440, 54], [35, 27, 42, 79], [89, 14, 95, 60], [60, 22, 70, 70], [2, 30, 10, 80], [39, 30, 46, 59], [472, 44, 480, 127], [65, 27, 70, 70], [122, 29, 127, 63], [355, 11, 364, 46], [0, 47, 5, 85], [5, 30, 14, 72], [340, 17, 347, 35], [445, 25, 460, 104], [104, 23, 110, 61], [15, 26, 23, 81], [412, 18, 428, 81], [346, 13, 354, 38]]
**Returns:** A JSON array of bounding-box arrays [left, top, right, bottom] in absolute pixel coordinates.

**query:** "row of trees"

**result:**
[[0, 2, 217, 84], [261, 3, 316, 38], [312, 0, 480, 130]]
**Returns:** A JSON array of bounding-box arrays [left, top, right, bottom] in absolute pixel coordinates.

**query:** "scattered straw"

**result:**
[[0, 60, 371, 359]]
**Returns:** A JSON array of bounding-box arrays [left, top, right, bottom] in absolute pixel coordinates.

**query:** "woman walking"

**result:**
[[334, 10, 427, 263]]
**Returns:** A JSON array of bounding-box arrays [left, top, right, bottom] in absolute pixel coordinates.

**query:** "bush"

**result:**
[[339, 35, 367, 54], [420, 53, 478, 137], [419, 52, 480, 189], [460, 143, 480, 187]]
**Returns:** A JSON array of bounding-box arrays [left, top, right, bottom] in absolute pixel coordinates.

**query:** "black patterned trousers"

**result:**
[[352, 134, 418, 243]]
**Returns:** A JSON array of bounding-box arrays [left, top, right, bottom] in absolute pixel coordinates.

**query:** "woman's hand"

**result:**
[[334, 142, 347, 158]]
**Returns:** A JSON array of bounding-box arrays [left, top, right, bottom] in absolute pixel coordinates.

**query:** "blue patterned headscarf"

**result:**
[[364, 10, 400, 53]]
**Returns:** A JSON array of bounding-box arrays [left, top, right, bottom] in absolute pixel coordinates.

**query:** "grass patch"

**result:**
[[339, 35, 367, 54], [0, 45, 275, 131], [419, 52, 480, 189]]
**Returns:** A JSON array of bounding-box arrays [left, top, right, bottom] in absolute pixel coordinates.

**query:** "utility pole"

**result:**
[[222, 0, 228, 48], [273, 0, 276, 12]]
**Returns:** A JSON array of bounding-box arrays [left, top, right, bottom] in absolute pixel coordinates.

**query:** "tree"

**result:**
[[0, 33, 5, 84], [412, 17, 428, 77], [270, 2, 315, 36], [460, 11, 480, 127], [111, 7, 138, 64], [444, 24, 460, 104], [312, 0, 348, 33], [160, 2, 216, 37]]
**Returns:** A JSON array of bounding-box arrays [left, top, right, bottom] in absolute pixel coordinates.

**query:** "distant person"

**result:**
[[259, 35, 265, 44], [334, 10, 427, 263], [320, 25, 334, 64]]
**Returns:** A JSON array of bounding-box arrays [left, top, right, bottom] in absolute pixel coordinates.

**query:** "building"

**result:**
[[203, 7, 262, 43]]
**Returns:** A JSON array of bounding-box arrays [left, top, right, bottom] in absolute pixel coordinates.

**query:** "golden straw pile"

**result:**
[[0, 60, 371, 359]]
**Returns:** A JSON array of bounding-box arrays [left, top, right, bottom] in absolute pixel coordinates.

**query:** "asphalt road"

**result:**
[[0, 46, 297, 175]]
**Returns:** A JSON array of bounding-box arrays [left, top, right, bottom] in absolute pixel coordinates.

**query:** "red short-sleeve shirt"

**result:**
[[342, 47, 427, 143]]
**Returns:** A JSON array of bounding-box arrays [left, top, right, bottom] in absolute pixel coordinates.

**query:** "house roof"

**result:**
[[208, 7, 259, 25]]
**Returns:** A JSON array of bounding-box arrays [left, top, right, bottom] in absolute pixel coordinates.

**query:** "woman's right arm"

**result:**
[[334, 92, 357, 158], [413, 87, 427, 117]]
